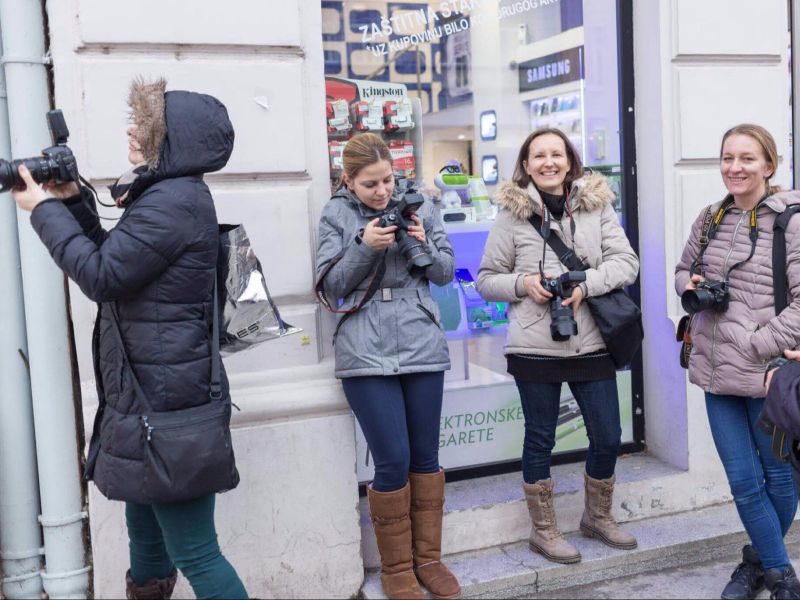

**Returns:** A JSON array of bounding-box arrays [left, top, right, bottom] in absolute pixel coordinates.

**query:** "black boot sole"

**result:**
[[580, 522, 638, 550], [529, 541, 582, 564]]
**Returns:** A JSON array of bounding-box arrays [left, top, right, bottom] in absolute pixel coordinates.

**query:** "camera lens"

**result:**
[[681, 288, 716, 314], [550, 301, 578, 341]]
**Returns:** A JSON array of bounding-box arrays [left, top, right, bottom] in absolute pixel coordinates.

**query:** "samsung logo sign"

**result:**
[[519, 46, 584, 93]]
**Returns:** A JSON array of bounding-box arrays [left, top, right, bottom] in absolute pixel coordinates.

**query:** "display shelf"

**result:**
[[443, 219, 495, 234]]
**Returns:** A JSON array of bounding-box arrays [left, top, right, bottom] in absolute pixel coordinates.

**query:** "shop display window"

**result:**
[[321, 0, 641, 483]]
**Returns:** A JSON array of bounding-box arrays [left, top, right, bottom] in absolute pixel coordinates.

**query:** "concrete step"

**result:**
[[362, 501, 800, 599]]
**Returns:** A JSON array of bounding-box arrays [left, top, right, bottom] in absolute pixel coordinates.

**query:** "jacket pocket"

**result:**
[[514, 299, 547, 329], [417, 303, 442, 329]]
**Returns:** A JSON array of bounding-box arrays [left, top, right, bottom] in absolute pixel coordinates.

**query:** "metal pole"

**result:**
[[0, 22, 45, 600], [0, 0, 89, 597]]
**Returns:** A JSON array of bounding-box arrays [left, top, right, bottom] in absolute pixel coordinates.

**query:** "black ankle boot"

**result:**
[[125, 568, 178, 600], [766, 565, 800, 600], [722, 545, 765, 600]]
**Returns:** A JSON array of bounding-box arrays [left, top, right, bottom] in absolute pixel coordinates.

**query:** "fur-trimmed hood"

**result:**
[[127, 77, 234, 177], [493, 172, 615, 221]]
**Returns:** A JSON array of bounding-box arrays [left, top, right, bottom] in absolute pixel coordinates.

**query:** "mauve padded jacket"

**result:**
[[675, 192, 800, 398], [30, 90, 234, 502]]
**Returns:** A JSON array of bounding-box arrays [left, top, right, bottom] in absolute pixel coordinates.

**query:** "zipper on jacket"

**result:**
[[417, 303, 442, 329], [708, 209, 748, 391], [141, 415, 153, 442]]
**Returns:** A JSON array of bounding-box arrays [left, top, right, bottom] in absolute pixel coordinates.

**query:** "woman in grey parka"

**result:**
[[675, 124, 800, 600], [315, 133, 460, 600]]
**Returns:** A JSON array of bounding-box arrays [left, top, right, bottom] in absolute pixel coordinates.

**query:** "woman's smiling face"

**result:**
[[524, 133, 571, 195], [720, 133, 773, 204]]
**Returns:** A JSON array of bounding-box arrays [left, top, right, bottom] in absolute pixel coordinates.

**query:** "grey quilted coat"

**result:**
[[675, 192, 800, 398], [476, 173, 639, 357], [316, 186, 454, 377]]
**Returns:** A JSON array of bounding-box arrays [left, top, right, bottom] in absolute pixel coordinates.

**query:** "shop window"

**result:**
[[321, 0, 642, 483]]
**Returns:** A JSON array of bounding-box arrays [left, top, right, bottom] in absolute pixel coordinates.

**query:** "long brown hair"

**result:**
[[720, 124, 782, 196], [512, 127, 584, 190], [341, 133, 393, 187]]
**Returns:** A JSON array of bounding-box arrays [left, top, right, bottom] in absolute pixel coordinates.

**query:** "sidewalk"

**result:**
[[362, 501, 800, 599]]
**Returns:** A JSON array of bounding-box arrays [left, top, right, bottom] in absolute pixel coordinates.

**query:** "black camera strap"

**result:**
[[689, 195, 764, 280], [773, 204, 800, 315], [529, 212, 586, 272]]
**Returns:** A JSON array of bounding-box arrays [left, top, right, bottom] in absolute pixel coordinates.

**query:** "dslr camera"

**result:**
[[0, 110, 79, 191], [378, 190, 433, 271], [542, 270, 587, 341], [681, 279, 729, 314]]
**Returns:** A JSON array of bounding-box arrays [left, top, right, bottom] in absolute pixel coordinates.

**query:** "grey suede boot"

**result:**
[[523, 478, 581, 564]]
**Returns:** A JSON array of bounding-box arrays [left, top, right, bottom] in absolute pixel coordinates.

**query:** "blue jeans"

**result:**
[[705, 393, 797, 570], [516, 378, 622, 483], [342, 372, 444, 492], [126, 494, 248, 599]]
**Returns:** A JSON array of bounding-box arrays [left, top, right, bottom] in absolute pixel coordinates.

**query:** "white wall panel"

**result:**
[[76, 59, 306, 178], [212, 184, 314, 298], [77, 0, 302, 47], [675, 0, 785, 56], [676, 66, 786, 160]]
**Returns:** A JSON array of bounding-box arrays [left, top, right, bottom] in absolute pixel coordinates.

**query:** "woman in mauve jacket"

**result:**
[[12, 77, 246, 600], [315, 133, 459, 600], [477, 127, 639, 566], [675, 124, 800, 600]]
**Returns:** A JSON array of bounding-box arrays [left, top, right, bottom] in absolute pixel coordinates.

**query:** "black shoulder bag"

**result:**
[[529, 213, 643, 369], [107, 281, 240, 504]]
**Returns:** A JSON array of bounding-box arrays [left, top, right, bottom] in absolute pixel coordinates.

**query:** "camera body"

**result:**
[[0, 110, 79, 191], [681, 279, 729, 314], [541, 270, 587, 341], [378, 191, 433, 271]]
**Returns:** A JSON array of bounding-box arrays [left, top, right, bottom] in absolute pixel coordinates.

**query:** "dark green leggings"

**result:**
[[126, 494, 248, 599]]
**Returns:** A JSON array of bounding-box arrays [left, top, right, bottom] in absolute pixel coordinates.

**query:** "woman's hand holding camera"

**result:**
[[523, 274, 553, 305], [407, 214, 426, 244], [362, 217, 398, 251], [12, 164, 80, 213], [685, 273, 706, 291], [561, 284, 584, 314]]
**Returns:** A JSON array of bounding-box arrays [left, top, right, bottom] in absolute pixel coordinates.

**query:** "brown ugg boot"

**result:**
[[579, 473, 637, 550], [368, 482, 424, 599], [408, 470, 461, 599], [125, 568, 178, 600], [523, 478, 581, 564]]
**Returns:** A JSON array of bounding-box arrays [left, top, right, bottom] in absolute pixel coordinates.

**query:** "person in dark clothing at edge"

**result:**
[[477, 128, 640, 565], [315, 133, 460, 600], [11, 77, 247, 600]]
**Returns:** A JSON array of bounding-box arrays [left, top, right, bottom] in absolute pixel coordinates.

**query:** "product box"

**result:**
[[383, 98, 414, 132], [388, 140, 416, 179], [326, 99, 351, 136], [353, 99, 385, 132], [328, 140, 346, 178]]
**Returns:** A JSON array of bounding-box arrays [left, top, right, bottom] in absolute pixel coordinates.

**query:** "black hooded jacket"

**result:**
[[30, 88, 235, 503]]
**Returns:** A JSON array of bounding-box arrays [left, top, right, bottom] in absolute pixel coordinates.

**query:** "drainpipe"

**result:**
[[0, 24, 45, 600], [0, 2, 89, 599]]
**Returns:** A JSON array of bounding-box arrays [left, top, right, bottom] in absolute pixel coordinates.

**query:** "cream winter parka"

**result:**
[[477, 173, 639, 357], [675, 192, 800, 398]]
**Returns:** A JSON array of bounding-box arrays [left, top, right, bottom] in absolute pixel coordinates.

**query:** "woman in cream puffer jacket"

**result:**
[[477, 128, 639, 567]]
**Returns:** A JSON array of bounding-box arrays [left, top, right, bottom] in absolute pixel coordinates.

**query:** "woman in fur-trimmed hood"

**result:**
[[477, 128, 639, 565], [12, 77, 247, 599]]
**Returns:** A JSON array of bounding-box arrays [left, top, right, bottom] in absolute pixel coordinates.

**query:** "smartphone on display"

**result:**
[[455, 268, 484, 304]]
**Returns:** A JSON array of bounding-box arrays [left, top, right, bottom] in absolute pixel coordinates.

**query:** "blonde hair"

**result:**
[[720, 124, 782, 196], [341, 133, 393, 186]]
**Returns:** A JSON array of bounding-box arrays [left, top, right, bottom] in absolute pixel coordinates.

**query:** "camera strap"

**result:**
[[689, 195, 764, 280], [529, 212, 586, 272], [773, 204, 800, 315]]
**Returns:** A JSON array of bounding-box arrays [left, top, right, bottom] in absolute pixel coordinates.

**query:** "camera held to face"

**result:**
[[378, 192, 433, 271], [541, 270, 587, 341], [0, 110, 79, 191], [681, 279, 730, 314]]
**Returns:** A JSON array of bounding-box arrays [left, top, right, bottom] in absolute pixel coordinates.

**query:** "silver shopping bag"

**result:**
[[218, 224, 301, 355]]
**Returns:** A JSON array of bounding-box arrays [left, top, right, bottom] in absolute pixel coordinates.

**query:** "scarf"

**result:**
[[108, 162, 149, 208]]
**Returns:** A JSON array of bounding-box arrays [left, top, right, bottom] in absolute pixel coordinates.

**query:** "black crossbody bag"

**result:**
[[107, 281, 239, 503], [529, 215, 643, 368]]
